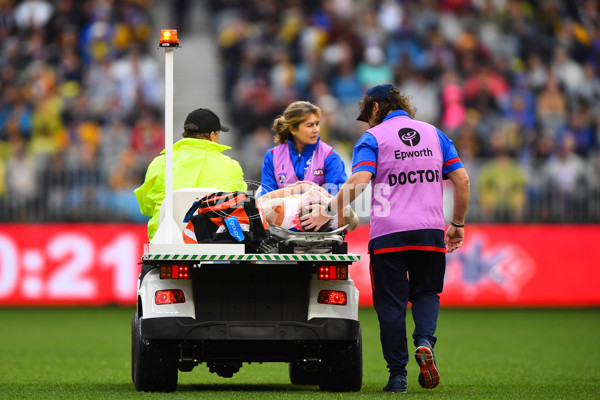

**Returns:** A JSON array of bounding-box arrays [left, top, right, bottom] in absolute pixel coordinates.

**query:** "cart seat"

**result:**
[[157, 187, 221, 232]]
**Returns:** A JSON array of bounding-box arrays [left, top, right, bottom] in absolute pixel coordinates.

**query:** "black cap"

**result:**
[[184, 108, 229, 133], [356, 83, 396, 122]]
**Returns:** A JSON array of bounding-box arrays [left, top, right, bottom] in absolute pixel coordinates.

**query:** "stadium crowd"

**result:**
[[0, 0, 599, 223], [0, 0, 160, 222]]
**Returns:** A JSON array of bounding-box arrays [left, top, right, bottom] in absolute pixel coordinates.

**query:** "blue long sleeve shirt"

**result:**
[[259, 138, 347, 196]]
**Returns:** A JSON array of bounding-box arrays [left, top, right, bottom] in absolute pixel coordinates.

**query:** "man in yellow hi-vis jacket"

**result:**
[[135, 108, 247, 240]]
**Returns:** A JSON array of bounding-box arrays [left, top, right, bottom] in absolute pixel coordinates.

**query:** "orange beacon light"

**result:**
[[159, 29, 179, 47]]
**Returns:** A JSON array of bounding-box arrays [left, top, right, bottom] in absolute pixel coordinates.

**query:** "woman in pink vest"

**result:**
[[258, 101, 347, 196], [301, 84, 470, 394]]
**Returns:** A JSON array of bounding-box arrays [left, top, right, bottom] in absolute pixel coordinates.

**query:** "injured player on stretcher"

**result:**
[[258, 181, 359, 233]]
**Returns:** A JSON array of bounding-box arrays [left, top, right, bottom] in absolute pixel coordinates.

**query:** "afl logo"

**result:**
[[278, 173, 287, 184], [398, 128, 420, 147], [313, 169, 324, 176]]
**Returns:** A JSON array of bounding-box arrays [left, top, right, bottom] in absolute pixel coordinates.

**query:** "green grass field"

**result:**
[[0, 307, 598, 399]]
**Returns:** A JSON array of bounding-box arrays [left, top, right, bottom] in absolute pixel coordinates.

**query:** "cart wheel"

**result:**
[[131, 312, 178, 392], [289, 361, 319, 385], [318, 330, 363, 392]]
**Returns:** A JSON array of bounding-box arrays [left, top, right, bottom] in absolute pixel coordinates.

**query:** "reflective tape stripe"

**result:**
[[143, 253, 360, 262]]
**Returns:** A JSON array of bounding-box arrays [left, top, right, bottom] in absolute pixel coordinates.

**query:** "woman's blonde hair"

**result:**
[[272, 101, 321, 144]]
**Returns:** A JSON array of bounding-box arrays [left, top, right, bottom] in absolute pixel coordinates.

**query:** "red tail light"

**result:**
[[317, 290, 347, 305], [317, 265, 348, 280], [155, 289, 185, 305], [160, 264, 190, 279]]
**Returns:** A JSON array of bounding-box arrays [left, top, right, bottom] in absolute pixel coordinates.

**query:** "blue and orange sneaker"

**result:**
[[383, 375, 407, 393], [415, 344, 440, 389]]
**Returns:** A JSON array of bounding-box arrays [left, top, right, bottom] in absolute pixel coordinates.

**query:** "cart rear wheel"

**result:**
[[318, 330, 363, 392], [131, 313, 178, 392]]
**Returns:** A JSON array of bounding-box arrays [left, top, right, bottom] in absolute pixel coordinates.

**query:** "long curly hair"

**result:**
[[272, 101, 321, 144], [358, 86, 416, 126]]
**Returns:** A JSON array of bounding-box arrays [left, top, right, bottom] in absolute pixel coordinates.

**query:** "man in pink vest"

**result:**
[[302, 84, 470, 393]]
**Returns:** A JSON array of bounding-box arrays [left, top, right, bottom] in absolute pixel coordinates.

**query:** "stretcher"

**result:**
[[266, 225, 348, 254]]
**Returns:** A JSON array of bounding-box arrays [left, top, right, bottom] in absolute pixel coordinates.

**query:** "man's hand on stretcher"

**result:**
[[300, 203, 331, 232]]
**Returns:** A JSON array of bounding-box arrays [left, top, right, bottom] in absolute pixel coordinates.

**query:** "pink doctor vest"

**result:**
[[272, 141, 332, 188], [368, 115, 445, 241]]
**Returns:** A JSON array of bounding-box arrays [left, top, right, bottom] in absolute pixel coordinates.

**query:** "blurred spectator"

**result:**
[[109, 44, 163, 119], [377, 0, 403, 36], [237, 125, 273, 185], [269, 48, 299, 105], [0, 84, 33, 141], [0, 1, 17, 42], [399, 70, 440, 125], [501, 75, 537, 132], [536, 72, 568, 140], [45, 0, 83, 42], [85, 51, 117, 118], [356, 45, 393, 89], [439, 69, 465, 137], [524, 53, 548, 93], [556, 109, 595, 158], [477, 132, 527, 223], [462, 63, 508, 109], [217, 16, 250, 102], [64, 142, 107, 221], [100, 117, 131, 174], [107, 148, 147, 221], [13, 0, 53, 31], [551, 45, 585, 102], [5, 136, 37, 220], [357, 7, 386, 51], [574, 61, 600, 116], [41, 150, 68, 221], [328, 41, 362, 106], [420, 28, 454, 78], [130, 106, 164, 166], [453, 115, 481, 160], [231, 71, 279, 135], [541, 135, 588, 222]]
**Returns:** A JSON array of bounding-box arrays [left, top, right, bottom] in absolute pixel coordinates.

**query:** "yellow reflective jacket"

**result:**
[[134, 138, 247, 240]]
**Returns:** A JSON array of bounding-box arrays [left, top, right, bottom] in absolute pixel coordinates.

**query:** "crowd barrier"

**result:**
[[0, 224, 598, 307]]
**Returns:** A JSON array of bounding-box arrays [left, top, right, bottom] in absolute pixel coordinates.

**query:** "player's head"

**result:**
[[298, 190, 331, 232]]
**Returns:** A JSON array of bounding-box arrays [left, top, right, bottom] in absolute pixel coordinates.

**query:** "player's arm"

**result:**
[[258, 197, 283, 226]]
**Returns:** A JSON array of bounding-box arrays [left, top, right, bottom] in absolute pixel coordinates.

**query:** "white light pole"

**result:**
[[153, 29, 182, 244]]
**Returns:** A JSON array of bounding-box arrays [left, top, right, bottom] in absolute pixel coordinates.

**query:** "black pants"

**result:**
[[370, 250, 445, 377]]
